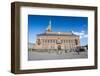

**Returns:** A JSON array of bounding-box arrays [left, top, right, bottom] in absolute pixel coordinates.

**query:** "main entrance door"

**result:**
[[58, 45, 61, 50]]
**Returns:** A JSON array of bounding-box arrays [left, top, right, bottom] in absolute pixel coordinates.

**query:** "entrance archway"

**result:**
[[58, 45, 61, 50]]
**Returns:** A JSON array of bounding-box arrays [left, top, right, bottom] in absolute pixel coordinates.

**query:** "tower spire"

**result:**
[[46, 20, 52, 32]]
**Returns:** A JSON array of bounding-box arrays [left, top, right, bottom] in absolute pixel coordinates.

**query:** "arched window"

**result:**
[[53, 40, 55, 43], [45, 40, 47, 43], [37, 39, 41, 45], [51, 40, 52, 43], [75, 39, 78, 45], [47, 40, 49, 43]]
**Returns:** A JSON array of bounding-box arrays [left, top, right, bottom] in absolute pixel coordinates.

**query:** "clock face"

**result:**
[[57, 39, 62, 44]]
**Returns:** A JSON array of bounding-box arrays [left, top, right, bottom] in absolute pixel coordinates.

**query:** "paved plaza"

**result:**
[[28, 49, 88, 61]]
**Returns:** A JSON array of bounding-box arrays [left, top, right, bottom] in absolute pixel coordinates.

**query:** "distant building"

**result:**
[[33, 20, 80, 50]]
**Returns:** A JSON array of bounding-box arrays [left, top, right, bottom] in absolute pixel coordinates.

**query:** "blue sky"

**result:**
[[28, 15, 88, 46]]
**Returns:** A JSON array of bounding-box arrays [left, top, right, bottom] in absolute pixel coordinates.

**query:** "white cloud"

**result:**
[[72, 31, 88, 39]]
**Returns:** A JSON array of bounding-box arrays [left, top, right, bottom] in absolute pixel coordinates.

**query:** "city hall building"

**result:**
[[33, 21, 80, 50]]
